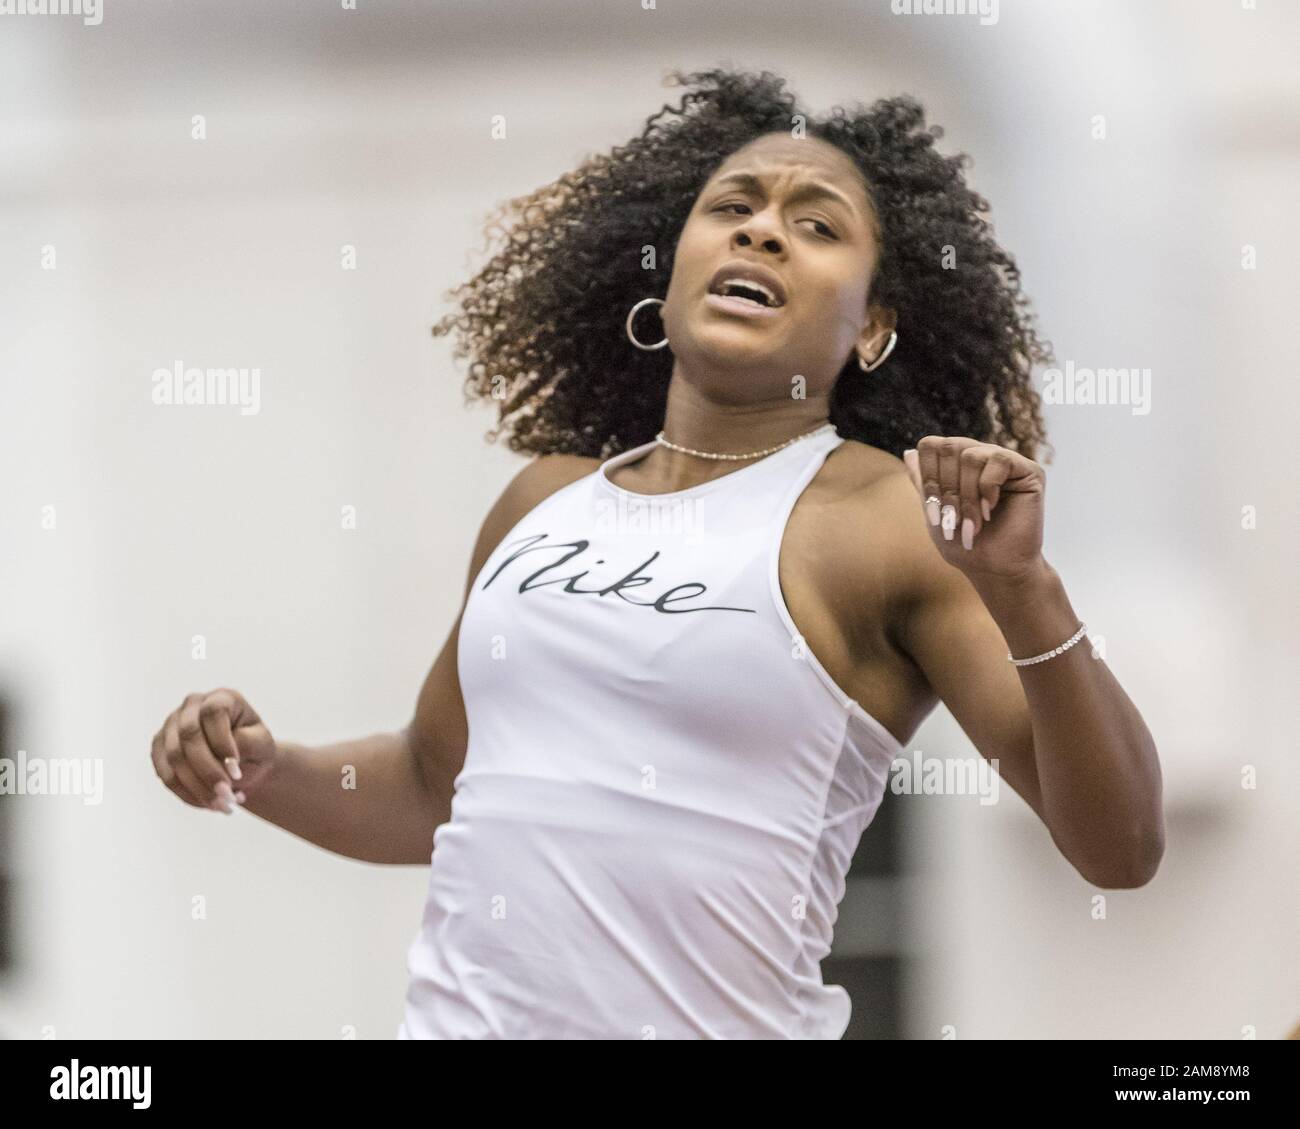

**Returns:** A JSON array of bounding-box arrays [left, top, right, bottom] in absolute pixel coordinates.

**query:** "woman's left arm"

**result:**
[[898, 436, 1165, 889]]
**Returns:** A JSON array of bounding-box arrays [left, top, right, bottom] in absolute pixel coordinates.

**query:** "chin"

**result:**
[[684, 352, 792, 399], [688, 320, 787, 360]]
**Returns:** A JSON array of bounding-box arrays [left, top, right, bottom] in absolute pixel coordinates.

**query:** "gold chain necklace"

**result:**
[[654, 421, 831, 461]]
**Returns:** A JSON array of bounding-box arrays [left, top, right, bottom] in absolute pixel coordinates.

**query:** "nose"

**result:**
[[732, 208, 786, 256]]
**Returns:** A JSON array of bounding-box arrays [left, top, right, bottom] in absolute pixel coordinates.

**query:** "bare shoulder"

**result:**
[[801, 437, 955, 616], [817, 437, 909, 499], [505, 450, 601, 513], [474, 450, 601, 573], [812, 437, 920, 533]]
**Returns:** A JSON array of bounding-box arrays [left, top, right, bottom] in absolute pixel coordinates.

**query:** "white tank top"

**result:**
[[398, 421, 904, 1039]]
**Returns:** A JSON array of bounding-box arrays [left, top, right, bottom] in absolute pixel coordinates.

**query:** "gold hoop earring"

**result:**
[[858, 330, 898, 373]]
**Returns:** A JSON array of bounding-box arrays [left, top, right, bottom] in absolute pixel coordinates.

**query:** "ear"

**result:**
[[855, 304, 898, 365]]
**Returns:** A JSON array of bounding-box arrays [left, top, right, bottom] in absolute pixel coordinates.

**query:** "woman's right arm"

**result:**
[[149, 452, 595, 864], [239, 719, 457, 866]]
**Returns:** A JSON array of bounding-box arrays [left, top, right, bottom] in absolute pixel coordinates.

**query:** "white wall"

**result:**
[[0, 0, 1295, 1038]]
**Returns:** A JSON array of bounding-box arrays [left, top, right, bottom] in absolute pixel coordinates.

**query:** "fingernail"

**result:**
[[941, 504, 957, 541], [903, 448, 916, 460], [234, 791, 246, 805], [215, 781, 236, 812], [981, 499, 991, 522], [961, 517, 974, 550], [225, 757, 242, 781], [925, 498, 941, 526]]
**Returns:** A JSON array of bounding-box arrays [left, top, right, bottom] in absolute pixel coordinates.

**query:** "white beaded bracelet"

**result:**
[[1008, 622, 1088, 667]]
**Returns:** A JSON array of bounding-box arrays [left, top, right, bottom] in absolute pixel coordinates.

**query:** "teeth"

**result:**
[[717, 277, 780, 307]]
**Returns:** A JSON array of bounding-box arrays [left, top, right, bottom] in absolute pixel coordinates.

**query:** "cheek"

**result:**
[[795, 282, 862, 335], [670, 224, 710, 279], [664, 228, 716, 308]]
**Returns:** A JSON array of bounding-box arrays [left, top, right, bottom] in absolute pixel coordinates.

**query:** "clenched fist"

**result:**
[[150, 688, 277, 813], [902, 436, 1047, 582]]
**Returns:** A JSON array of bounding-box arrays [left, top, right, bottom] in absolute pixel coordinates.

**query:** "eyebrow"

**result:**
[[708, 171, 863, 221]]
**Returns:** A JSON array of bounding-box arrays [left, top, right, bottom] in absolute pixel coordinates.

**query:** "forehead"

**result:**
[[706, 134, 872, 215]]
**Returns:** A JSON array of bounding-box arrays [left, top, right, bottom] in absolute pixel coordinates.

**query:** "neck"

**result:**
[[634, 370, 831, 492]]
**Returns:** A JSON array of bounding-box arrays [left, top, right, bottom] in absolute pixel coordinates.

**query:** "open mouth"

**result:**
[[707, 275, 785, 306], [711, 279, 782, 308], [704, 263, 788, 320], [704, 287, 784, 318]]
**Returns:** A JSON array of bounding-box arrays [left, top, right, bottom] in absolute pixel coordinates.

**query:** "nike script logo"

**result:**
[[481, 533, 757, 615]]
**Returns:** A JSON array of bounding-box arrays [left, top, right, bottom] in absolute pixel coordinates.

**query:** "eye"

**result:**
[[712, 202, 837, 240]]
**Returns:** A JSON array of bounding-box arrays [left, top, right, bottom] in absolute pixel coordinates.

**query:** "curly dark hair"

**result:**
[[432, 67, 1053, 463]]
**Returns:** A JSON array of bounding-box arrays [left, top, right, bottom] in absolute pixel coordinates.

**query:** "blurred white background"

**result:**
[[1, 0, 1296, 1039]]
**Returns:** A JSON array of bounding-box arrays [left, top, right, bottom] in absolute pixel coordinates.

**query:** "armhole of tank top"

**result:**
[[765, 440, 906, 761]]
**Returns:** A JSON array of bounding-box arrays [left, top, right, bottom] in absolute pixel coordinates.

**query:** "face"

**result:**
[[661, 132, 895, 396]]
